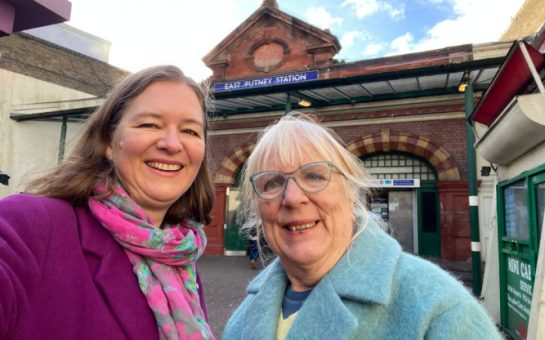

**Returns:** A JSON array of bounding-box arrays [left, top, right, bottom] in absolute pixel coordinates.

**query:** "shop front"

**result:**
[[496, 169, 544, 338], [472, 41, 545, 339]]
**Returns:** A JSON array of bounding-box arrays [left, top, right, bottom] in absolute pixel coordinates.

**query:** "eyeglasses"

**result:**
[[249, 161, 338, 200]]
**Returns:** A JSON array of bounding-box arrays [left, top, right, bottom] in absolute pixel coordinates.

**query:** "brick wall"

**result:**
[[501, 0, 545, 40], [208, 112, 469, 180], [0, 33, 128, 96], [217, 21, 330, 80], [333, 119, 468, 179]]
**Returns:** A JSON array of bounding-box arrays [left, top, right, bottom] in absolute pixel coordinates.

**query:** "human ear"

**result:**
[[106, 145, 113, 160]]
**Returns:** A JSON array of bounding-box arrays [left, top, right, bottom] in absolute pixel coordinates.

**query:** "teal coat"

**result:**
[[223, 222, 502, 339]]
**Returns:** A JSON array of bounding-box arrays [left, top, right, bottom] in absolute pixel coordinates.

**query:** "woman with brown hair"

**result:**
[[0, 65, 215, 339]]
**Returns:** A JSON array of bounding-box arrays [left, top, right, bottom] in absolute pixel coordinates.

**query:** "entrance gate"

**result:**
[[224, 187, 247, 255], [417, 184, 441, 257]]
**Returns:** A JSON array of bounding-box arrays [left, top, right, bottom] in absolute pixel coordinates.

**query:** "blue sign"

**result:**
[[214, 70, 319, 93], [368, 179, 420, 188], [393, 179, 415, 186]]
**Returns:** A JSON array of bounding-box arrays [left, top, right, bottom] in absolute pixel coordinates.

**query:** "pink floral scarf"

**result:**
[[88, 183, 214, 340]]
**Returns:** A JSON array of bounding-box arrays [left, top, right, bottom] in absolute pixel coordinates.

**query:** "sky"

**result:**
[[66, 0, 525, 81]]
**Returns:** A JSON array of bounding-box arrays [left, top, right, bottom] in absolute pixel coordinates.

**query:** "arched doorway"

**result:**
[[347, 130, 462, 259], [224, 170, 247, 255], [363, 152, 440, 257], [214, 142, 255, 255]]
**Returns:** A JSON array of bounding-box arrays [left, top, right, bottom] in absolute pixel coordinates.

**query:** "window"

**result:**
[[536, 182, 545, 239], [503, 180, 529, 240], [362, 153, 436, 180]]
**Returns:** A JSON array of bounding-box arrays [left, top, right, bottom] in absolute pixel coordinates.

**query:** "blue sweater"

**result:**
[[223, 221, 502, 339]]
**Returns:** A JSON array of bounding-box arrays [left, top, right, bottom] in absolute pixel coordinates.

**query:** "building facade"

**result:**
[[0, 0, 73, 186], [473, 35, 545, 340], [201, 0, 511, 262], [0, 26, 128, 198]]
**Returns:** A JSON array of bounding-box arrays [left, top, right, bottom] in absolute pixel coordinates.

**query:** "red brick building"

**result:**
[[202, 0, 512, 260]]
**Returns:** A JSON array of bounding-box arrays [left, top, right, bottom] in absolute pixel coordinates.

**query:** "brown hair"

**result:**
[[25, 65, 215, 225]]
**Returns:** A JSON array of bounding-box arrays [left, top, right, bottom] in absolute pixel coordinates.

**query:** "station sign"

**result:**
[[214, 70, 319, 93], [368, 178, 421, 188]]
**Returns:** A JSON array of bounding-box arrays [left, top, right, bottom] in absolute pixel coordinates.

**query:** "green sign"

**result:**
[[505, 255, 533, 338]]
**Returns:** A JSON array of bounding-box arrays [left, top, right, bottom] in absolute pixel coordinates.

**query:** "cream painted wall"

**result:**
[[474, 121, 498, 263], [0, 69, 93, 198], [477, 176, 496, 261], [497, 144, 545, 182], [7, 120, 85, 194], [0, 70, 15, 195]]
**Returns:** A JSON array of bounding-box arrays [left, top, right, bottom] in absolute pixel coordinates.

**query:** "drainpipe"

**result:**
[[464, 83, 482, 296], [58, 115, 67, 163], [285, 93, 292, 113]]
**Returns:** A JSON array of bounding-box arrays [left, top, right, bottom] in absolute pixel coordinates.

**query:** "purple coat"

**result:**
[[0, 194, 207, 339]]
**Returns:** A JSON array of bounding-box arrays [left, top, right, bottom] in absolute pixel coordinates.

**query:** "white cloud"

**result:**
[[305, 6, 343, 29], [342, 0, 404, 20], [406, 0, 525, 53], [425, 0, 451, 5], [341, 30, 367, 48], [64, 0, 526, 82], [67, 0, 261, 81], [390, 32, 414, 54], [382, 3, 405, 20], [342, 0, 380, 18], [362, 43, 384, 56]]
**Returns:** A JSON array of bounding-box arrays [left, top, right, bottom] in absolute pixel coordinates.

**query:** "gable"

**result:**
[[203, 5, 340, 81]]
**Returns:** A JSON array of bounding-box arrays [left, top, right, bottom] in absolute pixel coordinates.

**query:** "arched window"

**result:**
[[362, 152, 436, 180]]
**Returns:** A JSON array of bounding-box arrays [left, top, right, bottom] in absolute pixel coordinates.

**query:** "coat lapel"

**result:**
[[331, 222, 402, 306], [234, 221, 402, 340], [287, 223, 401, 339], [241, 260, 288, 340], [287, 278, 358, 339], [76, 206, 157, 340]]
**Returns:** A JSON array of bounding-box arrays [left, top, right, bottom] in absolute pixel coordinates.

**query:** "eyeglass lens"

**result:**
[[253, 162, 332, 199]]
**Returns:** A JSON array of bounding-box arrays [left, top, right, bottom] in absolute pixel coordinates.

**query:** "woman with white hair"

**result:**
[[224, 113, 501, 339]]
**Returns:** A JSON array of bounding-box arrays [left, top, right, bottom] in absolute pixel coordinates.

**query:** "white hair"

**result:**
[[240, 112, 378, 252]]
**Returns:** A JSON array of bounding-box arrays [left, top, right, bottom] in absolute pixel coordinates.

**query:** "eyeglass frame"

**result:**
[[249, 161, 341, 200]]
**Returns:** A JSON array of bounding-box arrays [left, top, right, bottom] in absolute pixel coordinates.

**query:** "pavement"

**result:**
[[196, 255, 501, 339], [197, 255, 266, 338]]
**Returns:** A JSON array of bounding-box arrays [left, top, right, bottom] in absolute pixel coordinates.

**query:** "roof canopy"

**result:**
[[210, 53, 506, 117], [10, 44, 509, 122], [0, 0, 71, 35], [470, 41, 545, 126]]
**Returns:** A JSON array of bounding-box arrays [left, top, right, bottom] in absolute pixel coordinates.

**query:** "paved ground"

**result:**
[[197, 255, 498, 339], [197, 255, 265, 338]]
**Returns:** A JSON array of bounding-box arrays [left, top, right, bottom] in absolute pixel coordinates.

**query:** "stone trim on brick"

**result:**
[[346, 130, 460, 181], [215, 142, 255, 185]]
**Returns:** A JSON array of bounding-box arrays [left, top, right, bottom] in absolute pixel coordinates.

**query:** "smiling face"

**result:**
[[107, 81, 205, 226], [257, 150, 355, 290]]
